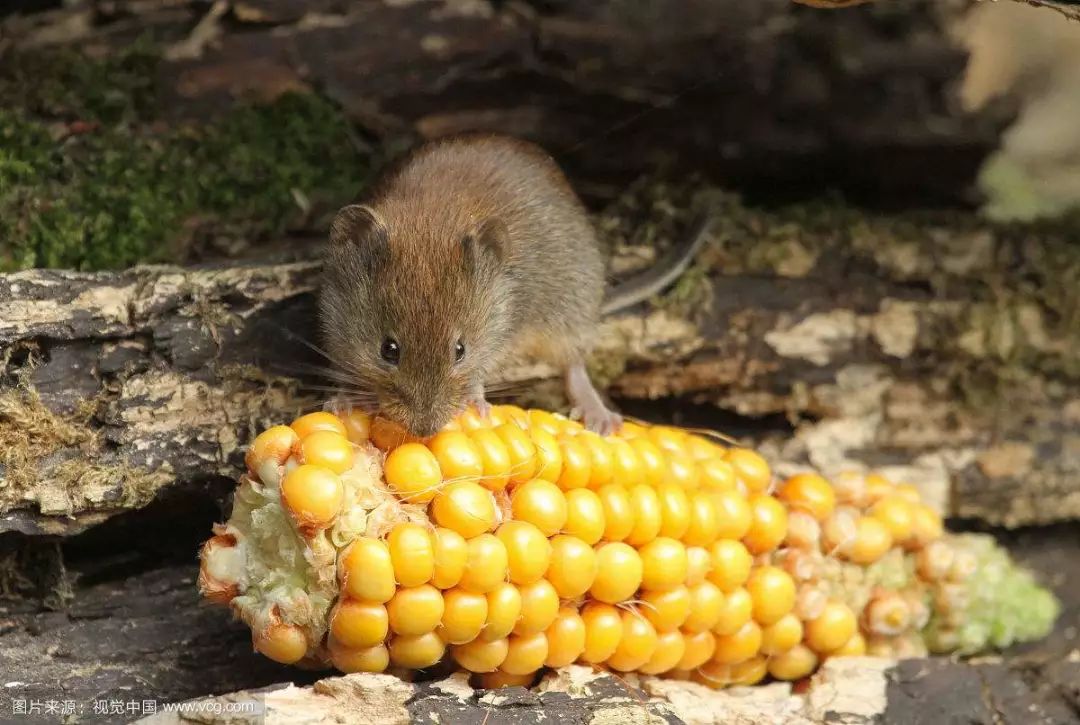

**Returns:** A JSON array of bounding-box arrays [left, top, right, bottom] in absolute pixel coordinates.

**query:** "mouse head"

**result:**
[[319, 204, 515, 437]]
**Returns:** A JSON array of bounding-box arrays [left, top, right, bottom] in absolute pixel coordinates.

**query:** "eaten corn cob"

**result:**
[[198, 407, 1057, 687]]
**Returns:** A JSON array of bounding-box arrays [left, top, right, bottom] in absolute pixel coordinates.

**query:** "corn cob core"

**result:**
[[199, 407, 1058, 688]]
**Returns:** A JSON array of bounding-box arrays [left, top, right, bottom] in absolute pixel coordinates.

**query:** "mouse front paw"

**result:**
[[465, 392, 492, 419]]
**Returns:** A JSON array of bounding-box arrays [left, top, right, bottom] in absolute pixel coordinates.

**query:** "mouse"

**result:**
[[318, 132, 710, 438]]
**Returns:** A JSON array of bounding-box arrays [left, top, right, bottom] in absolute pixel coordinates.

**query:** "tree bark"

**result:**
[[3, 194, 1078, 530]]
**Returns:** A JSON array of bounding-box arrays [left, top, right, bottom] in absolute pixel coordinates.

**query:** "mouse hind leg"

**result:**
[[565, 359, 623, 436]]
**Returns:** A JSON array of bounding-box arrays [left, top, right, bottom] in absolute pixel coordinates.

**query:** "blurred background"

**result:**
[[0, 0, 1078, 721]]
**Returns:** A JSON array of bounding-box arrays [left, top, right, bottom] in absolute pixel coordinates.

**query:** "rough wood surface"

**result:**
[[0, 0, 1006, 207]]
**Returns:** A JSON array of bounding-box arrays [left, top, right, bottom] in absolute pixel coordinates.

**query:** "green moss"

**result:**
[[0, 46, 372, 271]]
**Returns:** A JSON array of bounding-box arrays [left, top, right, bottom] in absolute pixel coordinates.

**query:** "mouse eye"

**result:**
[[380, 338, 400, 365], [454, 340, 466, 363]]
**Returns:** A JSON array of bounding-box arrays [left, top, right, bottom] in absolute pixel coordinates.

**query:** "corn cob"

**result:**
[[198, 407, 1057, 687]]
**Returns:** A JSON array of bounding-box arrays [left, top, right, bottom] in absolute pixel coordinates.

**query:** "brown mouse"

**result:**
[[318, 132, 709, 437]]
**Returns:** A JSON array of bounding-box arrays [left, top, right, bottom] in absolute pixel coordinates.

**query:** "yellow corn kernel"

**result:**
[[699, 458, 736, 490], [706, 539, 752, 593], [245, 425, 299, 483], [909, 504, 944, 548], [683, 581, 725, 633], [341, 409, 372, 445], [864, 472, 895, 504], [291, 411, 348, 440], [482, 583, 523, 641], [768, 643, 818, 681], [298, 430, 354, 475], [712, 586, 753, 636], [331, 599, 389, 648], [547, 535, 598, 599], [280, 464, 344, 531], [563, 488, 605, 545], [384, 442, 442, 503], [760, 612, 803, 655], [476, 670, 536, 689], [805, 600, 857, 654], [432, 527, 469, 589], [617, 421, 647, 439], [785, 510, 821, 550], [845, 516, 894, 565], [514, 579, 560, 635], [685, 546, 712, 587], [597, 484, 634, 542], [712, 489, 753, 541], [502, 632, 548, 675], [510, 479, 568, 537], [468, 428, 511, 491], [590, 542, 643, 604], [832, 631, 867, 657], [453, 637, 509, 672], [255, 622, 308, 664], [667, 457, 701, 491], [387, 523, 435, 587], [778, 473, 836, 521], [494, 423, 538, 485], [341, 537, 396, 603], [657, 482, 692, 539], [580, 601, 624, 663], [432, 481, 497, 538], [370, 417, 422, 452], [725, 449, 771, 493], [555, 435, 592, 491], [730, 655, 769, 686], [639, 586, 691, 632], [459, 533, 509, 594], [527, 409, 562, 436], [686, 434, 723, 461], [639, 537, 689, 592], [649, 426, 688, 456], [544, 609, 587, 667], [579, 431, 615, 489], [683, 496, 725, 547], [606, 611, 658, 672], [745, 565, 796, 626], [743, 494, 788, 554], [625, 484, 662, 546], [711, 620, 762, 665], [387, 585, 445, 636], [871, 496, 914, 543], [329, 641, 389, 673], [639, 630, 686, 675], [530, 428, 563, 483], [676, 630, 716, 671], [389, 632, 445, 668], [492, 405, 528, 429], [608, 438, 645, 488], [439, 588, 488, 644], [428, 430, 483, 482], [457, 406, 491, 431], [629, 438, 667, 487], [496, 521, 552, 585]]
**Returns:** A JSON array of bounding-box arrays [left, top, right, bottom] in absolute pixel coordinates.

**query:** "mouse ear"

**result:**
[[330, 204, 389, 250], [462, 217, 508, 265]]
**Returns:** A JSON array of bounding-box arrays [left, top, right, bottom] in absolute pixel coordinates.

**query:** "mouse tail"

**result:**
[[600, 211, 713, 316]]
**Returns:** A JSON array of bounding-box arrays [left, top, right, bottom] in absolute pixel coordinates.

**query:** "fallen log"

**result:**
[[2, 193, 1078, 531]]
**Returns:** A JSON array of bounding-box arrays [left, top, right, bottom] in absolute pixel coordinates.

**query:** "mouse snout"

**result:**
[[381, 391, 459, 439]]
